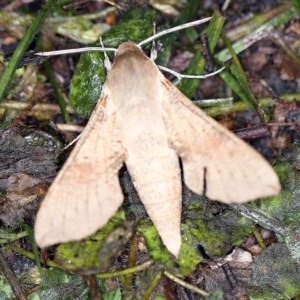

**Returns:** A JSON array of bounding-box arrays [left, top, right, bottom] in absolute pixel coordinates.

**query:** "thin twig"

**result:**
[[96, 260, 154, 279], [253, 227, 267, 250], [142, 269, 164, 300], [43, 58, 71, 123], [222, 0, 232, 11], [5, 246, 62, 269], [164, 270, 208, 297], [123, 234, 139, 292], [85, 275, 102, 300], [56, 123, 85, 133], [0, 249, 27, 300], [0, 231, 28, 244], [6, 245, 154, 280], [230, 204, 287, 236]]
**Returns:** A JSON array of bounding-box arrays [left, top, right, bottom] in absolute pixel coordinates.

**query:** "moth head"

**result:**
[[116, 42, 144, 57]]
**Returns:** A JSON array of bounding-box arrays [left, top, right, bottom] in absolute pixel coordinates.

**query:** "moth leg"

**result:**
[[63, 132, 83, 150], [100, 36, 112, 71]]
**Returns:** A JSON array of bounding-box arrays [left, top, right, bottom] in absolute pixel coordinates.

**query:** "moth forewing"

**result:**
[[159, 77, 281, 203], [34, 92, 126, 248]]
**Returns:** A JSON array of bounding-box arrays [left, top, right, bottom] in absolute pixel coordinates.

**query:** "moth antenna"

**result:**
[[158, 65, 225, 81], [150, 22, 158, 61], [99, 37, 112, 71], [138, 17, 212, 47], [35, 47, 117, 57]]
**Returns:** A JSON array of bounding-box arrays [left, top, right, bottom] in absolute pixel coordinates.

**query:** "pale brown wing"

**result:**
[[35, 90, 125, 248], [160, 78, 281, 204]]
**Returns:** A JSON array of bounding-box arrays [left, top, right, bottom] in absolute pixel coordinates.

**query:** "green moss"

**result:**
[[251, 144, 300, 231], [68, 8, 156, 118], [0, 275, 14, 299], [138, 221, 174, 268], [69, 51, 106, 118], [188, 219, 227, 257], [178, 223, 203, 275], [138, 208, 255, 275], [138, 221, 202, 276], [274, 163, 289, 183], [102, 9, 156, 47], [184, 211, 254, 258], [55, 210, 127, 272]]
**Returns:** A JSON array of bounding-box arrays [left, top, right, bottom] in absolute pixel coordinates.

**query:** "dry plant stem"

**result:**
[[267, 122, 296, 127], [224, 3, 293, 41], [269, 30, 300, 67], [4, 246, 62, 269], [216, 4, 299, 62], [23, 224, 41, 270], [230, 204, 286, 236], [234, 125, 270, 141], [60, 0, 91, 10], [85, 275, 102, 300], [221, 264, 237, 288], [0, 101, 65, 111], [56, 123, 85, 133], [164, 271, 208, 297], [43, 60, 71, 123], [201, 34, 215, 73], [0, 249, 27, 300], [253, 227, 267, 250], [11, 91, 52, 127], [123, 234, 139, 292], [5, 246, 153, 279], [3, 0, 35, 11], [1, 93, 299, 119], [96, 260, 154, 279], [222, 0, 232, 11], [59, 6, 116, 21], [204, 93, 300, 117], [0, 231, 28, 244], [25, 285, 40, 298], [138, 17, 212, 47], [142, 269, 164, 300]]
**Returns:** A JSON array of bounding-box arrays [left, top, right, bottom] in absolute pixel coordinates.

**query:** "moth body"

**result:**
[[106, 43, 182, 256]]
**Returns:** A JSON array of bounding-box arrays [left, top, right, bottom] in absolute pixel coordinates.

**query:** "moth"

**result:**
[[34, 20, 281, 257]]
